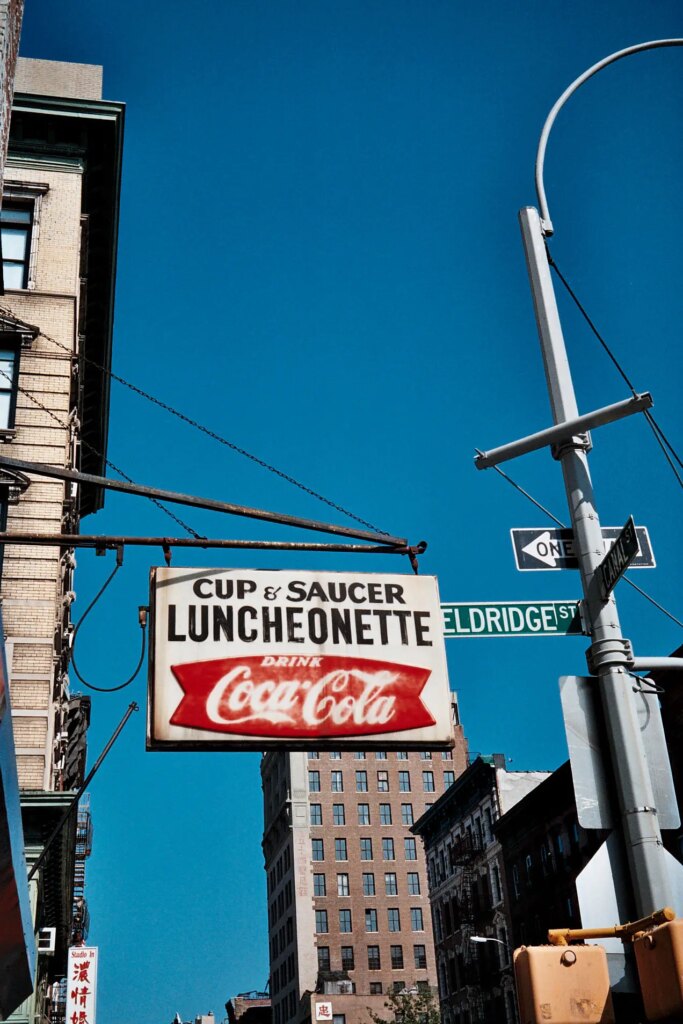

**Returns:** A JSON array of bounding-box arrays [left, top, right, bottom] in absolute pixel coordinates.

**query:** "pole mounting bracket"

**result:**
[[586, 636, 634, 675], [551, 432, 592, 460]]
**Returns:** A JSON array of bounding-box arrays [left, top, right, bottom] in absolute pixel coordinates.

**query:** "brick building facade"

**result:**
[[1, 57, 123, 1024], [261, 697, 467, 1024]]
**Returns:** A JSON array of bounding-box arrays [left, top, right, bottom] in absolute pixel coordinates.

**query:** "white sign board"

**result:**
[[66, 947, 98, 1024], [315, 1003, 333, 1021], [148, 568, 453, 750]]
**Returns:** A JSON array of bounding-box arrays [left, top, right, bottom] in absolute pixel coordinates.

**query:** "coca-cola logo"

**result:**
[[169, 654, 435, 737]]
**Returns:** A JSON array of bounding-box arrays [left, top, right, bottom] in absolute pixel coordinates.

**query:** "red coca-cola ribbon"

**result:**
[[169, 654, 435, 737]]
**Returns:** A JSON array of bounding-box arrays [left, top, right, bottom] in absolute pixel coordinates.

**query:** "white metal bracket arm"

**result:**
[[474, 392, 652, 470]]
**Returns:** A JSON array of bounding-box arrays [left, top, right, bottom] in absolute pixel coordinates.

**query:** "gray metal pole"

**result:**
[[519, 205, 671, 916]]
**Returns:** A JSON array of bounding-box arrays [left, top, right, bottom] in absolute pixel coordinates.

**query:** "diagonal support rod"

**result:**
[[0, 453, 406, 547]]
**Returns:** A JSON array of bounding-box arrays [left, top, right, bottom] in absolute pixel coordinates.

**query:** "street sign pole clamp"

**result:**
[[551, 431, 592, 460], [586, 637, 634, 676]]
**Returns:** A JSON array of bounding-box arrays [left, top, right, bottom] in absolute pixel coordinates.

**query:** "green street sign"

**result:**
[[441, 600, 583, 638]]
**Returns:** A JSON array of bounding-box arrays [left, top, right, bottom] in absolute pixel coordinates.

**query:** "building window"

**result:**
[[492, 863, 501, 903], [512, 864, 521, 899], [339, 908, 353, 932], [309, 771, 321, 792], [313, 873, 326, 896], [396, 751, 408, 760], [333, 1016, 345, 1024], [420, 751, 432, 760], [398, 771, 411, 792], [422, 771, 435, 792], [404, 838, 417, 860], [318, 946, 330, 970], [341, 946, 354, 970], [525, 853, 533, 883], [360, 838, 373, 861], [414, 944, 427, 969], [390, 945, 404, 969], [333, 803, 345, 825], [312, 839, 324, 861], [441, 749, 453, 760], [401, 803, 414, 826], [362, 872, 375, 896], [0, 346, 18, 430], [330, 751, 342, 759], [331, 770, 344, 792], [375, 751, 387, 760], [354, 751, 366, 759], [310, 803, 323, 825], [382, 838, 395, 861], [335, 838, 348, 861], [444, 771, 455, 788], [358, 803, 370, 825], [377, 771, 389, 792], [365, 909, 378, 932], [315, 910, 328, 933], [337, 873, 350, 897], [385, 872, 398, 895], [411, 907, 424, 931], [370, 982, 382, 994], [308, 751, 320, 759], [368, 945, 381, 970], [356, 771, 368, 792], [1, 202, 32, 290], [407, 872, 420, 895], [388, 908, 401, 932], [379, 803, 392, 825]]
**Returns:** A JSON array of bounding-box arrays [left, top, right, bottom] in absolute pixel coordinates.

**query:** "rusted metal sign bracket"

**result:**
[[0, 452, 408, 548]]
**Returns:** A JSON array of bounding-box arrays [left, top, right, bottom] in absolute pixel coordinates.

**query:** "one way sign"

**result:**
[[511, 526, 655, 571]]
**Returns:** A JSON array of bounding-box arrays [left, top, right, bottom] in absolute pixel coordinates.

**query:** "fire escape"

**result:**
[[71, 794, 93, 945], [447, 833, 498, 1024]]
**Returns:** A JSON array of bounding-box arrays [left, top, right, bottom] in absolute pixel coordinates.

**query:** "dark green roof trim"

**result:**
[[9, 92, 125, 515]]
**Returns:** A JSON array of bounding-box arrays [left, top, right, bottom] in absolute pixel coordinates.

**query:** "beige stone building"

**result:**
[[0, 57, 123, 1024], [261, 699, 468, 1024]]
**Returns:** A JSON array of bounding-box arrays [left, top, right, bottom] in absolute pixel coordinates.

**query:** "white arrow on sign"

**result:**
[[522, 530, 558, 568]]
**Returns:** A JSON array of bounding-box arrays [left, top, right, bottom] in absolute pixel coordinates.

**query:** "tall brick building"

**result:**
[[0, 57, 123, 1024], [261, 697, 467, 1024]]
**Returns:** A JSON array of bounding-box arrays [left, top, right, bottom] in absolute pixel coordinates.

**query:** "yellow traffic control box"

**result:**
[[634, 918, 683, 1021], [514, 944, 615, 1024]]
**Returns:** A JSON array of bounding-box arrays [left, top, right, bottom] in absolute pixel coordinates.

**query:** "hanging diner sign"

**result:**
[[147, 567, 453, 751]]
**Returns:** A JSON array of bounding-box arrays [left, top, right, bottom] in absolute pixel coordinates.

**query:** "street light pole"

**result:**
[[476, 39, 683, 920], [519, 205, 669, 916]]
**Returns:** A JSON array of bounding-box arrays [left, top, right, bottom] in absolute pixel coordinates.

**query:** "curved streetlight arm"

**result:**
[[536, 38, 683, 236]]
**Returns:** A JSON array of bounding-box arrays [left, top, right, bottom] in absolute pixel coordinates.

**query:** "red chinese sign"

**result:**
[[66, 948, 97, 1024]]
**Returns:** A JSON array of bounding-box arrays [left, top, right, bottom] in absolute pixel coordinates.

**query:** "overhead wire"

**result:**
[[0, 363, 203, 538], [69, 555, 147, 692], [479, 460, 683, 630], [547, 254, 683, 493], [12, 313, 392, 538]]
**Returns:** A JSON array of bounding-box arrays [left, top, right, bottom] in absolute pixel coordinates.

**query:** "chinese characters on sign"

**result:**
[[148, 568, 454, 751], [66, 947, 98, 1024]]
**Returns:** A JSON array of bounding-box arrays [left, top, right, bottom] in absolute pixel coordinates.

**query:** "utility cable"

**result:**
[[0, 365, 202, 538], [547, 255, 683, 492], [475, 452, 565, 527], [27, 701, 138, 882], [479, 457, 683, 630], [69, 554, 147, 693], [18, 313, 391, 538]]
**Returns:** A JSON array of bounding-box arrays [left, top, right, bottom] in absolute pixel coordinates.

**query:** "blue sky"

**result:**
[[19, 2, 683, 1021]]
